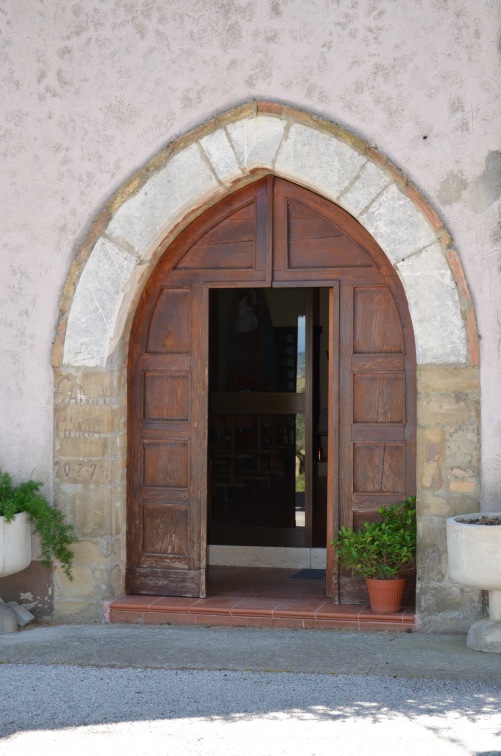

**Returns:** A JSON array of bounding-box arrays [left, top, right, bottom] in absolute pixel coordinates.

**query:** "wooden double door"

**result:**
[[126, 176, 416, 602]]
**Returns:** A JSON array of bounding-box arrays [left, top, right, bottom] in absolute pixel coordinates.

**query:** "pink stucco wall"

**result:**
[[1, 0, 500, 505]]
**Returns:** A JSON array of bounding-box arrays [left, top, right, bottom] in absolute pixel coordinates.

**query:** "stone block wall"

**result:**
[[53, 368, 126, 620], [416, 366, 482, 631]]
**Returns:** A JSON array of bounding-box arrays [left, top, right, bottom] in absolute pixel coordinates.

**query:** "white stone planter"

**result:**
[[446, 513, 501, 653], [0, 512, 32, 579]]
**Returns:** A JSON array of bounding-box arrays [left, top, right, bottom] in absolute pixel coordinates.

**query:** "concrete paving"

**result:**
[[1, 624, 500, 755], [0, 622, 500, 681]]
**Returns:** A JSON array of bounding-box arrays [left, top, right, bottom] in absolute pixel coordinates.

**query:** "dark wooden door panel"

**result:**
[[127, 182, 272, 597], [338, 282, 415, 603], [142, 503, 189, 557], [143, 372, 190, 422], [274, 178, 387, 282], [177, 202, 257, 270], [173, 178, 270, 282], [353, 374, 405, 423], [127, 284, 208, 597], [353, 443, 405, 492], [146, 289, 192, 354], [353, 287, 403, 354], [287, 202, 375, 269], [143, 439, 189, 488]]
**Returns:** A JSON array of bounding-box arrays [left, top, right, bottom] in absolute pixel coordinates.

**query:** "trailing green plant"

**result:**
[[0, 468, 77, 580], [331, 497, 416, 580]]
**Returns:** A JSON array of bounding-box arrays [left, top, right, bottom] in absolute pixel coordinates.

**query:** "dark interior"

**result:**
[[208, 287, 328, 548]]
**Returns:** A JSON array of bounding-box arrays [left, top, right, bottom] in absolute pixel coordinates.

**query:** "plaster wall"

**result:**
[[0, 0, 499, 624]]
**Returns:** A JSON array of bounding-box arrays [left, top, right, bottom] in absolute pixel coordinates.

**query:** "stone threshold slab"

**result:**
[[107, 596, 416, 632]]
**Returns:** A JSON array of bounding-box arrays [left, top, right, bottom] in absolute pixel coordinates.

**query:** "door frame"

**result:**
[[206, 285, 329, 560], [126, 176, 417, 601]]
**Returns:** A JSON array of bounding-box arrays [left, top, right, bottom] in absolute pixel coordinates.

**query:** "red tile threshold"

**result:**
[[106, 595, 416, 631]]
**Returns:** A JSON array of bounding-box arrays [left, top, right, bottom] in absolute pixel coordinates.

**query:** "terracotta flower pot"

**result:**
[[365, 577, 406, 613]]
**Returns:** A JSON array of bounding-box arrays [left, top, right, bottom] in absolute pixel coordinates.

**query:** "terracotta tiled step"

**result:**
[[106, 595, 416, 632]]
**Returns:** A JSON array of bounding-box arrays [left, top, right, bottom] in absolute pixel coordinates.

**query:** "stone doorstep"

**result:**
[[106, 596, 416, 632]]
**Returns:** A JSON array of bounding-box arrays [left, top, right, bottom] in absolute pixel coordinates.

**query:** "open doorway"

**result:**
[[207, 287, 330, 595]]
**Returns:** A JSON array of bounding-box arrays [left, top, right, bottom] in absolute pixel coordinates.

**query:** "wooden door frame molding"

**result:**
[[52, 103, 481, 629]]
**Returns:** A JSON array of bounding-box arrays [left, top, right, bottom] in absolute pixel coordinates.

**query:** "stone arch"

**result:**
[[53, 102, 480, 629], [57, 103, 475, 369]]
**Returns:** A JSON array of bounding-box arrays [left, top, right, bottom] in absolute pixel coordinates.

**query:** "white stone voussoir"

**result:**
[[200, 128, 242, 185], [106, 143, 220, 257], [275, 123, 366, 200], [226, 116, 286, 171], [360, 183, 437, 264], [397, 243, 467, 364], [63, 237, 138, 367], [338, 160, 392, 216]]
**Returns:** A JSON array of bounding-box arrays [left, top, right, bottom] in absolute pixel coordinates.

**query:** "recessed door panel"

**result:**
[[353, 287, 403, 354], [143, 440, 189, 489], [178, 202, 257, 270], [142, 504, 189, 556], [146, 289, 192, 354], [353, 374, 405, 424], [143, 373, 190, 421], [287, 201, 375, 269], [353, 443, 405, 493]]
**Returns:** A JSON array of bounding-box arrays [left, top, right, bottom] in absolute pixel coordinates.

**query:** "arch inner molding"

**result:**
[[60, 104, 468, 369]]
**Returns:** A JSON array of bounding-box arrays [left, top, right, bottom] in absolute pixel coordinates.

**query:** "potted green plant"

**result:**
[[332, 497, 416, 613], [0, 468, 76, 580]]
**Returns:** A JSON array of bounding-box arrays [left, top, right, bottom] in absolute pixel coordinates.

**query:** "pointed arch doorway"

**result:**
[[126, 176, 416, 604]]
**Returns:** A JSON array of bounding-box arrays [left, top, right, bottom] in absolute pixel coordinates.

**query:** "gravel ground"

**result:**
[[0, 664, 500, 755]]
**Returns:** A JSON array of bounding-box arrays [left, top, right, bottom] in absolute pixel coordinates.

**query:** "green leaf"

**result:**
[[331, 498, 416, 580], [0, 468, 77, 580]]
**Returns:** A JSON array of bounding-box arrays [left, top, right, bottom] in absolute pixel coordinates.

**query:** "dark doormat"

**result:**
[[290, 569, 325, 580]]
